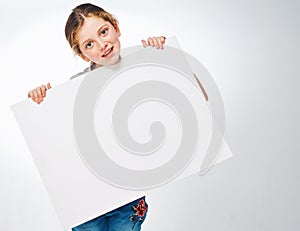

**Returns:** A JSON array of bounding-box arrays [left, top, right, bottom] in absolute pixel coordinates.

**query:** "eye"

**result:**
[[100, 28, 108, 35], [86, 41, 93, 49]]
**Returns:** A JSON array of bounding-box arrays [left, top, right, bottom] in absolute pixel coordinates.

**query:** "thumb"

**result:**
[[141, 39, 147, 48]]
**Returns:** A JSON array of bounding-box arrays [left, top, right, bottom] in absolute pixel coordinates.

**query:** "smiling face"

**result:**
[[76, 16, 121, 67]]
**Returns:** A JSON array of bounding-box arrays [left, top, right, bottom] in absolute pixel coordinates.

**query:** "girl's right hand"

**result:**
[[141, 36, 166, 49], [28, 83, 52, 104]]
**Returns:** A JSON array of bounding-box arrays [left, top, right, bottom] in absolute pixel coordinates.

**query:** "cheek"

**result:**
[[85, 49, 100, 59], [113, 37, 121, 49], [110, 33, 120, 45]]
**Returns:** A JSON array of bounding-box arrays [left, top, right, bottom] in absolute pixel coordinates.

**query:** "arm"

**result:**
[[193, 74, 208, 102]]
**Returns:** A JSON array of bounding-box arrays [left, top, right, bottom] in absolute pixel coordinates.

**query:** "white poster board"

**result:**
[[12, 40, 232, 230]]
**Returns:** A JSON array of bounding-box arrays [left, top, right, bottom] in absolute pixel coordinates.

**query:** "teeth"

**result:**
[[104, 48, 112, 56]]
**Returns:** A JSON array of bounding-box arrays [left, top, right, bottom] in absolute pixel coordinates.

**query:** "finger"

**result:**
[[160, 36, 166, 48], [37, 88, 42, 98], [28, 90, 33, 99], [156, 37, 163, 49], [33, 89, 39, 99], [141, 39, 147, 48], [47, 83, 52, 89], [28, 91, 36, 102], [147, 37, 154, 47], [152, 37, 159, 49], [41, 85, 47, 97]]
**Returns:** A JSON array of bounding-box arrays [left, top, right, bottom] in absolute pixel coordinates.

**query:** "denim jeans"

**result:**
[[72, 196, 148, 231]]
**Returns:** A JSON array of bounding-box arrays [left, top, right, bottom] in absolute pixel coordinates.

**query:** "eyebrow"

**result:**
[[81, 23, 109, 46]]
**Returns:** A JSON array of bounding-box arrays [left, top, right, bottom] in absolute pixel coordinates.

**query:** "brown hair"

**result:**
[[65, 3, 119, 56]]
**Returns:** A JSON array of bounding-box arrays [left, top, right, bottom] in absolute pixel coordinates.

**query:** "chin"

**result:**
[[106, 55, 120, 66]]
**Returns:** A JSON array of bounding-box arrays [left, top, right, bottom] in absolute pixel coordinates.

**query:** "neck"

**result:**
[[91, 55, 122, 70]]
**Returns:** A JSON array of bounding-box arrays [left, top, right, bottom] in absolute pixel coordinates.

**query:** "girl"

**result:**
[[27, 3, 166, 231]]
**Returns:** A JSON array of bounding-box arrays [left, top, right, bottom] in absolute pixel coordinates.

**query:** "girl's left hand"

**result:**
[[141, 36, 166, 49]]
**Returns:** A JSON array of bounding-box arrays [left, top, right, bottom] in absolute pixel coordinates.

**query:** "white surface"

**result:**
[[11, 46, 231, 229]]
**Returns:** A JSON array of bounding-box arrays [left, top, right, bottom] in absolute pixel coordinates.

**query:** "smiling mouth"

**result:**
[[102, 47, 113, 57]]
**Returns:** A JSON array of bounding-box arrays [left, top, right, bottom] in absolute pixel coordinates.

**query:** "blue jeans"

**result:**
[[72, 196, 148, 231]]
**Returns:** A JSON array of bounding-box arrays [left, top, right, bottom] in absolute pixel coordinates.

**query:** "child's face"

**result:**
[[76, 16, 121, 66]]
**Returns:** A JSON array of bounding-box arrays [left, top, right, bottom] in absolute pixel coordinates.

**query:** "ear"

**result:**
[[113, 21, 121, 37], [78, 53, 90, 62]]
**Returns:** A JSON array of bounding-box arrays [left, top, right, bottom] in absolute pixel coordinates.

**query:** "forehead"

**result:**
[[76, 16, 112, 42]]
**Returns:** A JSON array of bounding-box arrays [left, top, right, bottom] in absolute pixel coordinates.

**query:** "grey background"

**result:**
[[0, 0, 299, 230]]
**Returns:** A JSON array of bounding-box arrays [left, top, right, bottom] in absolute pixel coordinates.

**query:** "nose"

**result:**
[[97, 38, 108, 51]]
